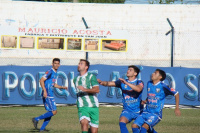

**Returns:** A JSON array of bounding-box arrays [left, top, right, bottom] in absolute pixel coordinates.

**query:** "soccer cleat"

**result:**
[[32, 118, 38, 129], [147, 128, 157, 133]]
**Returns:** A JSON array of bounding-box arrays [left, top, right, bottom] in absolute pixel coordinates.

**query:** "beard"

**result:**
[[78, 67, 81, 72]]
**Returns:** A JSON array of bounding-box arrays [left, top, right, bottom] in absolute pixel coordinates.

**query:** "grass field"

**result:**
[[0, 106, 199, 133]]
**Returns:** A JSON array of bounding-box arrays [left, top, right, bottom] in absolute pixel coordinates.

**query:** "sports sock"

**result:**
[[35, 111, 53, 121], [119, 122, 129, 133], [40, 117, 51, 131], [82, 131, 88, 133], [141, 127, 147, 133], [132, 128, 140, 133]]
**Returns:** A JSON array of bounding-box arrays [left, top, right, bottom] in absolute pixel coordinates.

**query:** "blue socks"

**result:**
[[40, 117, 51, 131], [119, 122, 129, 133], [132, 128, 140, 133], [35, 111, 54, 121], [34, 112, 54, 131], [141, 127, 147, 133]]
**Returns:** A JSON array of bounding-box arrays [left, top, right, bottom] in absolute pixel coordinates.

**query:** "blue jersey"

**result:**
[[42, 68, 57, 97], [115, 78, 144, 112], [145, 81, 178, 118]]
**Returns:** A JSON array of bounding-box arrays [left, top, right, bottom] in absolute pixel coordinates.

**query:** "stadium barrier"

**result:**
[[0, 65, 199, 106]]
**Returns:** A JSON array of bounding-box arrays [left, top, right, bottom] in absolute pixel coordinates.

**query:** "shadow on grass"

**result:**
[[28, 129, 40, 132], [28, 128, 50, 132]]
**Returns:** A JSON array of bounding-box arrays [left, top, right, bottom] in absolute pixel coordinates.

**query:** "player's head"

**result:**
[[52, 58, 60, 70], [127, 65, 140, 77], [78, 59, 90, 72], [151, 69, 166, 81]]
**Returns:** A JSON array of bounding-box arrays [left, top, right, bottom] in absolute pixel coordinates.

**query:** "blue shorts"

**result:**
[[43, 97, 57, 111], [120, 109, 140, 123], [133, 112, 161, 131]]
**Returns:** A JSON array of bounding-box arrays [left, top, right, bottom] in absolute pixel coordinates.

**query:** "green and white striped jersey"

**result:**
[[73, 72, 99, 108]]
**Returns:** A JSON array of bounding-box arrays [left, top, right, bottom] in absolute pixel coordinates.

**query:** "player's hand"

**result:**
[[62, 86, 68, 90], [175, 108, 181, 116], [141, 100, 147, 105], [97, 79, 102, 84], [119, 78, 127, 84], [77, 86, 86, 92], [43, 91, 47, 98], [97, 79, 105, 85]]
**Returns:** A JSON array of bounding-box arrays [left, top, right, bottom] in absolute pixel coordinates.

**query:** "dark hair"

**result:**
[[128, 65, 140, 76], [156, 69, 166, 81], [52, 58, 60, 63], [80, 59, 90, 71]]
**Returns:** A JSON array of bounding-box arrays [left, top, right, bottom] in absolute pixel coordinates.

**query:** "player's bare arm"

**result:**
[[118, 78, 143, 92], [54, 83, 68, 90], [97, 79, 116, 87], [77, 86, 99, 93], [40, 77, 47, 98], [174, 93, 181, 116]]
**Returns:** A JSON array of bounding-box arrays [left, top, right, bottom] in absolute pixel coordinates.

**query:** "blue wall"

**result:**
[[0, 65, 199, 106]]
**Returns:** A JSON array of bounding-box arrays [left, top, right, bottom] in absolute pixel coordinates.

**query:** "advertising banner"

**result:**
[[0, 26, 128, 52], [0, 65, 199, 106]]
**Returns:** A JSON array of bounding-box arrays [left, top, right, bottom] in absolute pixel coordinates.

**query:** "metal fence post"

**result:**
[[165, 18, 174, 67], [82, 17, 89, 60]]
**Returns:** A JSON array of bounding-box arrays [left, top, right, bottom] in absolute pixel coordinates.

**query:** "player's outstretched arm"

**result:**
[[54, 83, 68, 90], [174, 93, 181, 116], [40, 77, 47, 98], [97, 79, 116, 87], [118, 78, 143, 92]]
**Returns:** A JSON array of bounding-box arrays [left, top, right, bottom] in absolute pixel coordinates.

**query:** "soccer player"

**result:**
[[97, 65, 144, 133], [73, 59, 100, 133], [32, 58, 68, 132], [132, 69, 181, 133]]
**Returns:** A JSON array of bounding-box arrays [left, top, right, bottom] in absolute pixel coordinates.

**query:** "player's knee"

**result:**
[[52, 110, 57, 115], [91, 130, 98, 133], [132, 124, 139, 128], [119, 116, 128, 123], [80, 119, 89, 126], [90, 127, 98, 133], [142, 124, 149, 130]]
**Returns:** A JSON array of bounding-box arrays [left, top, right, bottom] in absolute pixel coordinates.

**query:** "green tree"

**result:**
[[148, 0, 183, 4], [42, 0, 73, 2], [42, 0, 125, 3], [79, 0, 125, 3]]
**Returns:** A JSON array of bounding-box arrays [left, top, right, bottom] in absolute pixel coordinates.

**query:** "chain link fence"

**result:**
[[0, 2, 200, 68]]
